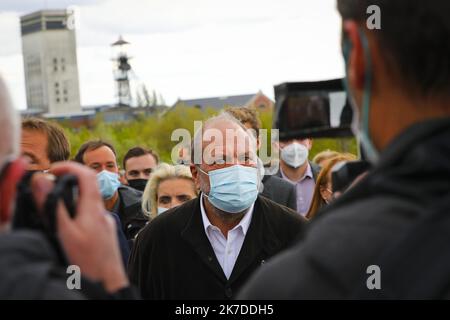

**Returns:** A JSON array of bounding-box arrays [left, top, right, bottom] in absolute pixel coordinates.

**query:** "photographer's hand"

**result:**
[[31, 162, 129, 294]]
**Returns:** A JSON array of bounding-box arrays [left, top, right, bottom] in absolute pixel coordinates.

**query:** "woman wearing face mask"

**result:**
[[306, 153, 357, 220], [141, 163, 198, 220]]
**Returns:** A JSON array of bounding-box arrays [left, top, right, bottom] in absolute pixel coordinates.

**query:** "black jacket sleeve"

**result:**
[[127, 220, 165, 299], [287, 186, 297, 212]]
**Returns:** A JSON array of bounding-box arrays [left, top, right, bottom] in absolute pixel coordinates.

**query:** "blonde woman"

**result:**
[[312, 149, 340, 167], [142, 163, 198, 219]]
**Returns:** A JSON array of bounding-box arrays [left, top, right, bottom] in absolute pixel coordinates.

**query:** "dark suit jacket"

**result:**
[[276, 161, 321, 182], [127, 195, 305, 300], [114, 186, 148, 240], [261, 175, 297, 211]]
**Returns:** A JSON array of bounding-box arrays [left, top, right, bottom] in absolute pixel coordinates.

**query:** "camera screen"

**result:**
[[274, 79, 353, 139]]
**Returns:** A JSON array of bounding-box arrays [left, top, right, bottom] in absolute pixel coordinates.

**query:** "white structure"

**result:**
[[20, 9, 81, 116]]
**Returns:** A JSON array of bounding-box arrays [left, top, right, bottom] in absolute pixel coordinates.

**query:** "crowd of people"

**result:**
[[1, 93, 364, 299], [0, 0, 449, 300]]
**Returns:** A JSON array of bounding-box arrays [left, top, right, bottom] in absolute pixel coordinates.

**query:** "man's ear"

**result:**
[[190, 165, 200, 189], [319, 186, 328, 202], [273, 141, 281, 152], [343, 21, 366, 93], [306, 138, 313, 150], [0, 157, 26, 225]]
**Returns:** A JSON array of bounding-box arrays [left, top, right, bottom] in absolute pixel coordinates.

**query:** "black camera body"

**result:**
[[331, 160, 371, 193], [12, 172, 78, 265], [274, 78, 353, 140]]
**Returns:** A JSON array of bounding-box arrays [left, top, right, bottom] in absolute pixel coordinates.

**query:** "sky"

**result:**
[[0, 0, 345, 110]]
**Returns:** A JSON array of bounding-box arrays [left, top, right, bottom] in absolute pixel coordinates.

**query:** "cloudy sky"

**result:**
[[0, 0, 344, 110]]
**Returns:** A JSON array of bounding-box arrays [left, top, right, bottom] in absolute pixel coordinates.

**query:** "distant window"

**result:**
[[56, 98, 60, 103], [258, 104, 266, 109], [21, 22, 42, 35], [46, 21, 65, 30], [64, 97, 68, 103], [55, 82, 59, 88], [63, 89, 67, 94]]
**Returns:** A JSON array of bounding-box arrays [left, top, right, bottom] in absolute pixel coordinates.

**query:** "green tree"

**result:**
[[60, 105, 357, 168]]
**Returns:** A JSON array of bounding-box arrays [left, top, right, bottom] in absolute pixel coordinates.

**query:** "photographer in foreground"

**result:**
[[0, 76, 134, 299], [240, 0, 450, 299]]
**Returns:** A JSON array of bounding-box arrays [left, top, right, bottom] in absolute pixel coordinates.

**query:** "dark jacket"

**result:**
[[0, 230, 137, 299], [238, 118, 450, 299], [261, 175, 297, 211], [110, 212, 131, 267], [113, 185, 148, 240], [127, 195, 305, 300]]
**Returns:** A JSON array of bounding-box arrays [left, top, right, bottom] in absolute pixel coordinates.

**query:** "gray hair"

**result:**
[[190, 112, 263, 192], [0, 76, 20, 166], [190, 112, 257, 165]]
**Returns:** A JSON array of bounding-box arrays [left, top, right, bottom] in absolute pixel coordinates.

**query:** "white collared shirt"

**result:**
[[200, 193, 254, 279]]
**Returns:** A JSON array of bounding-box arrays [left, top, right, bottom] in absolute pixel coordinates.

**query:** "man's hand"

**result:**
[[31, 162, 129, 293]]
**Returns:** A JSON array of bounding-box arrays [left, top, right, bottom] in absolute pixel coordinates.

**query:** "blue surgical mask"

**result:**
[[157, 207, 168, 215], [342, 29, 379, 164], [97, 170, 121, 199], [199, 165, 258, 213]]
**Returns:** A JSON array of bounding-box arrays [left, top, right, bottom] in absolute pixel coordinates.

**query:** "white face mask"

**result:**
[[280, 142, 309, 168]]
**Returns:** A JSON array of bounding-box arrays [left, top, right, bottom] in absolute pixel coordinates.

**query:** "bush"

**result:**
[[60, 107, 357, 168]]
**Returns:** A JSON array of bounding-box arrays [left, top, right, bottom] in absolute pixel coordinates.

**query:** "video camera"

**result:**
[[12, 172, 79, 265], [273, 78, 370, 192], [274, 79, 353, 140]]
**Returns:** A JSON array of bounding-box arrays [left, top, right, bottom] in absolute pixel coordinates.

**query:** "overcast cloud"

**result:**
[[0, 0, 344, 110]]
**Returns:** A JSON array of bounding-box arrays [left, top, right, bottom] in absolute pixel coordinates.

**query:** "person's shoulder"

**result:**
[[263, 175, 295, 191], [256, 195, 305, 225], [313, 191, 417, 234], [301, 193, 419, 275], [309, 161, 321, 177], [0, 231, 72, 299], [118, 185, 143, 206], [0, 230, 54, 258], [242, 186, 427, 299]]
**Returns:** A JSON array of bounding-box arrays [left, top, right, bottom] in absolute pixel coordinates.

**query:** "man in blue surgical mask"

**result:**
[[74, 140, 147, 240], [128, 113, 305, 300]]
